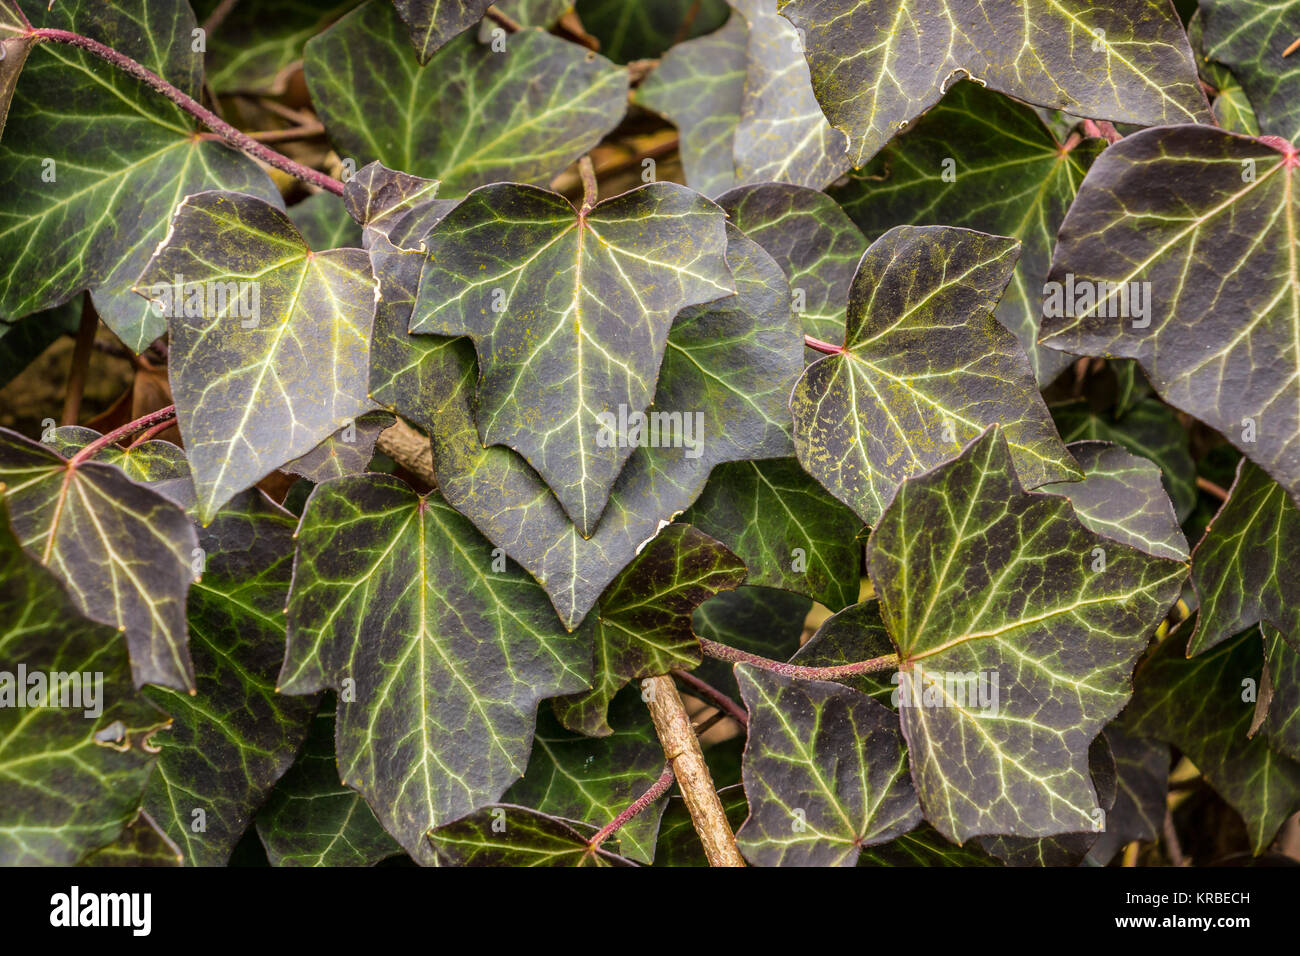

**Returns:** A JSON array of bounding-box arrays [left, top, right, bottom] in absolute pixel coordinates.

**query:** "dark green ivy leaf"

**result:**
[[341, 161, 450, 249], [193, 0, 359, 95], [0, 427, 199, 690], [829, 81, 1103, 385], [0, 0, 280, 352], [1051, 397, 1197, 522], [1259, 625, 1300, 763], [867, 427, 1187, 842], [575, 0, 729, 62], [278, 474, 593, 863], [635, 12, 749, 198], [391, 0, 493, 63], [79, 812, 183, 867], [285, 411, 395, 484], [309, 1, 627, 196], [1199, 0, 1300, 140], [790, 599, 895, 703], [428, 804, 636, 866], [389, 224, 797, 628], [1039, 125, 1300, 509], [0, 510, 170, 865], [1126, 620, 1300, 854], [1189, 458, 1300, 656], [779, 0, 1209, 167], [735, 664, 921, 866], [142, 491, 317, 866], [506, 688, 668, 863], [139, 190, 378, 523], [1041, 442, 1188, 561], [256, 699, 403, 867], [718, 182, 868, 344], [857, 823, 1001, 867], [552, 524, 746, 736], [1186, 9, 1261, 137], [1085, 723, 1170, 866], [681, 458, 862, 611], [287, 193, 365, 252], [409, 181, 734, 536], [791, 225, 1079, 526]]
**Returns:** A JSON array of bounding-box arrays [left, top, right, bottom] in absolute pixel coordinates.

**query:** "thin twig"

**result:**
[[61, 295, 97, 427], [247, 122, 325, 143], [578, 155, 598, 215], [642, 675, 745, 867], [1196, 475, 1230, 503], [484, 6, 523, 33], [375, 419, 437, 488], [201, 0, 240, 34], [672, 668, 748, 727], [586, 763, 674, 851], [691, 710, 729, 737], [68, 405, 177, 466], [699, 637, 899, 681], [31, 29, 344, 195], [132, 417, 179, 446], [1163, 810, 1187, 866]]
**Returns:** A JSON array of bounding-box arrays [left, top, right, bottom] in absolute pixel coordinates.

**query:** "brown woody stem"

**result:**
[[642, 675, 745, 867], [61, 295, 97, 426]]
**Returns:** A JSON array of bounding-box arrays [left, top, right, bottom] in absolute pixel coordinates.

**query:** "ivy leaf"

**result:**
[[0, 510, 170, 865], [395, 224, 797, 628], [1052, 398, 1197, 522], [718, 182, 867, 344], [0, 427, 199, 691], [857, 823, 1001, 867], [1186, 9, 1260, 136], [1199, 0, 1300, 140], [681, 458, 862, 610], [575, 0, 730, 62], [138, 190, 378, 523], [1039, 126, 1300, 508], [0, 302, 80, 388], [409, 181, 734, 535], [1259, 625, 1300, 762], [308, 1, 627, 196], [977, 735, 1117, 866], [693, 586, 812, 700], [278, 473, 593, 863], [506, 689, 668, 863], [142, 491, 318, 866], [287, 193, 364, 252], [79, 812, 183, 867], [654, 784, 749, 866], [1041, 442, 1188, 561], [730, 0, 849, 191], [734, 664, 922, 866], [285, 411, 396, 483], [635, 12, 749, 198], [428, 804, 636, 866], [341, 161, 449, 249], [552, 524, 746, 736], [0, 0, 281, 352], [0, 0, 33, 141], [193, 0, 359, 95], [1125, 620, 1300, 854], [47, 426, 189, 484], [779, 0, 1209, 168], [829, 81, 1103, 385], [1085, 723, 1170, 866], [791, 225, 1079, 526], [256, 699, 403, 867], [867, 427, 1187, 842], [1189, 458, 1300, 655], [391, 0, 493, 62]]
